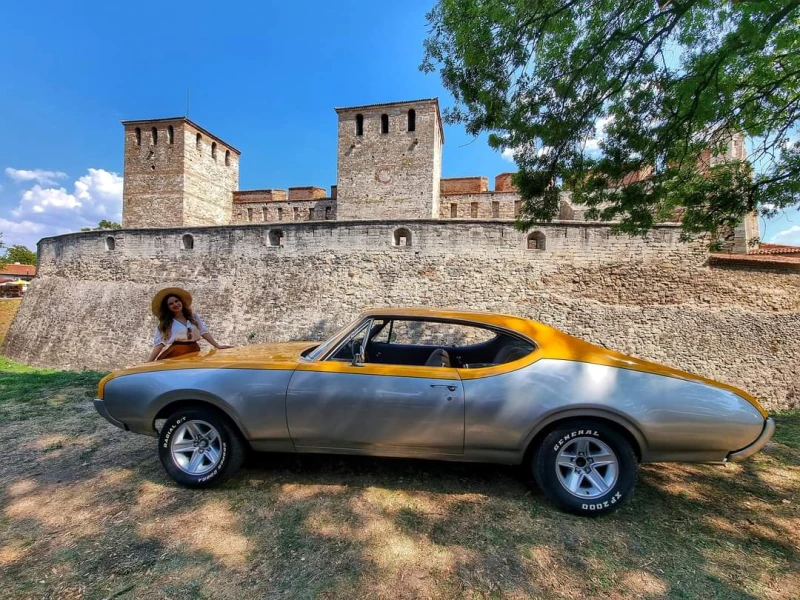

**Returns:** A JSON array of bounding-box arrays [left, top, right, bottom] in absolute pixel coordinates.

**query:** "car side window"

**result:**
[[389, 320, 496, 346], [329, 321, 371, 361]]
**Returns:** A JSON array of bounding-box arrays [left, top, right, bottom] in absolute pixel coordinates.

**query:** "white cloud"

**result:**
[[2, 167, 122, 248], [583, 115, 615, 154], [0, 217, 47, 235], [5, 167, 68, 186], [501, 147, 516, 163], [771, 225, 800, 245]]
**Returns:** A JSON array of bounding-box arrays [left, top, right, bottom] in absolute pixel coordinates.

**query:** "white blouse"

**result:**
[[153, 314, 210, 346]]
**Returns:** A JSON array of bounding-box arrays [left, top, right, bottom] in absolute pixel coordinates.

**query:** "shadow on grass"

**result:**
[[1, 398, 799, 598]]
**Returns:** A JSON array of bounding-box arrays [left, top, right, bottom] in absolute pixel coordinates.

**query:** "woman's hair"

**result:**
[[158, 295, 199, 338]]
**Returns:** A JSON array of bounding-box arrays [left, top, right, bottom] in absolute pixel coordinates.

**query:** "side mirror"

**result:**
[[350, 339, 365, 366]]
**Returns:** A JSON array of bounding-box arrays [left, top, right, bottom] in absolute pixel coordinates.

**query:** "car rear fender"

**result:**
[[521, 407, 649, 464]]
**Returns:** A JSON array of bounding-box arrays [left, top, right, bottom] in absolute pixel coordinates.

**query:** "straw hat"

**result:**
[[151, 287, 193, 316]]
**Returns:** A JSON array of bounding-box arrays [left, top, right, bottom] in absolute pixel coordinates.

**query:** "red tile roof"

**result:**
[[0, 263, 36, 277], [750, 243, 800, 255]]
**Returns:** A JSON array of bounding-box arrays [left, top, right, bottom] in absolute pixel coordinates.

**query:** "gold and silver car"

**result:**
[[94, 308, 774, 516]]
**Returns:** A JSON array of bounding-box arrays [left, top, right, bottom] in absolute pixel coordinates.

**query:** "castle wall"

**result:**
[[439, 192, 521, 219], [232, 197, 337, 223], [6, 221, 799, 410]]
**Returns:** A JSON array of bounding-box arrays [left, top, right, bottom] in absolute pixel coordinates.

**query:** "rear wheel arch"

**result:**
[[522, 410, 645, 466]]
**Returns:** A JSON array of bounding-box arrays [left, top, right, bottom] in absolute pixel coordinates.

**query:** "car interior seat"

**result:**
[[493, 342, 532, 365], [425, 348, 451, 367]]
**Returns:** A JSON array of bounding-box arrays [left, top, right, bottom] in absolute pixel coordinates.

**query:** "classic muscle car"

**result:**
[[94, 308, 774, 516]]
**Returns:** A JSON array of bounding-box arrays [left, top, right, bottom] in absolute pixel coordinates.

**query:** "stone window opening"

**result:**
[[381, 114, 389, 134], [408, 109, 416, 132], [293, 207, 299, 220], [105, 236, 115, 251], [356, 114, 364, 136], [450, 203, 458, 218], [325, 206, 332, 220], [514, 200, 522, 217], [135, 127, 141, 146], [225, 150, 231, 166], [308, 208, 314, 220], [527, 231, 546, 250], [269, 229, 284, 247], [196, 133, 202, 150], [470, 202, 479, 218], [492, 201, 500, 218], [211, 142, 217, 160], [277, 207, 283, 220], [262, 207, 268, 222], [393, 227, 412, 247], [182, 234, 194, 250], [168, 125, 174, 144], [151, 127, 158, 145], [247, 207, 254, 222]]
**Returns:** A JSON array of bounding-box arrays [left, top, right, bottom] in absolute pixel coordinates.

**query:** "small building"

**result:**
[[0, 263, 36, 282]]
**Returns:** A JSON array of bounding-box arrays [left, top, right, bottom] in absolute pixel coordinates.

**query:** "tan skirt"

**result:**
[[157, 341, 201, 361]]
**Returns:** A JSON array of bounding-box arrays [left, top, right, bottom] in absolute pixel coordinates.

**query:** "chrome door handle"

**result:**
[[431, 384, 457, 392]]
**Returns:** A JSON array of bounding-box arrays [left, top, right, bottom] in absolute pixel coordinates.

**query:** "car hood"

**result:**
[[97, 341, 319, 398]]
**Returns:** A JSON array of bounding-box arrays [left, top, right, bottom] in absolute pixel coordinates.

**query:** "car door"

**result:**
[[286, 321, 465, 456]]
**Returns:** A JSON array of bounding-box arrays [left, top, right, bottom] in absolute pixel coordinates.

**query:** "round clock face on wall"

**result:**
[[376, 168, 392, 184]]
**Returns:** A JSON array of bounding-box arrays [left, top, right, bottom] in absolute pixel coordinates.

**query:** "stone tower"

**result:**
[[334, 99, 444, 220], [121, 117, 240, 228]]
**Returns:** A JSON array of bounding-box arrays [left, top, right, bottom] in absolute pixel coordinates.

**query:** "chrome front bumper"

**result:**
[[93, 398, 127, 431], [727, 417, 775, 462]]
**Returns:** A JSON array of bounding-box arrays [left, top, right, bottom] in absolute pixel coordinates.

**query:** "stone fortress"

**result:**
[[119, 98, 759, 251], [3, 98, 799, 410]]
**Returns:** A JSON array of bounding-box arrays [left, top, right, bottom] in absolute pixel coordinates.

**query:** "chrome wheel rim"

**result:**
[[170, 420, 222, 475], [555, 437, 618, 499]]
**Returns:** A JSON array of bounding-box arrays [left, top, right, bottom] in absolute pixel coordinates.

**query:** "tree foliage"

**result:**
[[5, 245, 37, 265], [422, 0, 800, 238], [80, 220, 122, 232]]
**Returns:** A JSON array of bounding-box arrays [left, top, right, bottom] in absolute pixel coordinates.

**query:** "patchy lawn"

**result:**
[[0, 299, 21, 345], [1, 359, 798, 599]]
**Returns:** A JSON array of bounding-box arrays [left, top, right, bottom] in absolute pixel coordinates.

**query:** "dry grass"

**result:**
[[0, 299, 22, 345], [1, 360, 798, 599]]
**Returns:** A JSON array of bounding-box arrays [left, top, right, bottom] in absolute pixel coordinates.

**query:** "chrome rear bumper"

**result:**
[[727, 417, 775, 462]]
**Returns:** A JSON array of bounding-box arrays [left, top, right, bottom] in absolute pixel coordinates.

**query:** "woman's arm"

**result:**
[[202, 332, 233, 350], [148, 343, 165, 362]]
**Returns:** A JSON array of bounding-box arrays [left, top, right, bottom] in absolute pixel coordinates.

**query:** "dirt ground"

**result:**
[[0, 365, 798, 599], [0, 298, 21, 345]]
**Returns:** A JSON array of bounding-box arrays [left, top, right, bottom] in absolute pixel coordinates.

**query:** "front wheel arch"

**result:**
[[153, 398, 248, 446]]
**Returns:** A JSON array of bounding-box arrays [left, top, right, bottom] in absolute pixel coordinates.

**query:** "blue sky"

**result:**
[[0, 0, 797, 250]]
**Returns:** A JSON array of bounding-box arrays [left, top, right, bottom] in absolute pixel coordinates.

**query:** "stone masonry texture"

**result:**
[[335, 100, 442, 221], [5, 221, 799, 411]]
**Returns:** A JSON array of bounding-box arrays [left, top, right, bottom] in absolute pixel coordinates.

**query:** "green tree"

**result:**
[[80, 220, 122, 232], [422, 0, 800, 239], [5, 245, 37, 265]]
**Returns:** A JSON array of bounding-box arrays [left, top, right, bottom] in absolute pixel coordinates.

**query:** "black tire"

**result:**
[[532, 421, 638, 516], [158, 407, 245, 487]]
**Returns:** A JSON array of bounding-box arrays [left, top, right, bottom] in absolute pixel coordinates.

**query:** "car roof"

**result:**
[[362, 307, 553, 340]]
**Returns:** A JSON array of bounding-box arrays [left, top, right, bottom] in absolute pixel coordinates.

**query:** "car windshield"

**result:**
[[304, 317, 364, 361]]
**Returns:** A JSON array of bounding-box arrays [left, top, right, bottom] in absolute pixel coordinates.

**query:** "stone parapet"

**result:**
[[288, 187, 327, 201], [440, 177, 489, 195], [234, 190, 288, 203]]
